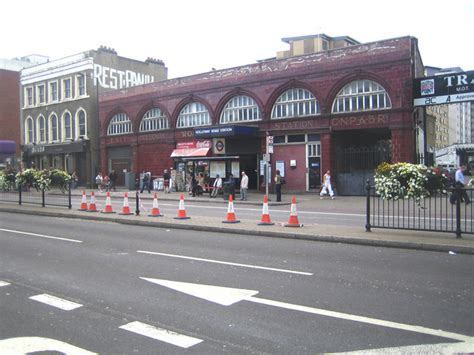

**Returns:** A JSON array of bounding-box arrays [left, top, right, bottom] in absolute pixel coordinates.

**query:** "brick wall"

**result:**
[[0, 70, 20, 155]]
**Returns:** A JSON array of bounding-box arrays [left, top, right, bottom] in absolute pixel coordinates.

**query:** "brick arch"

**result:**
[[215, 88, 264, 124], [171, 95, 214, 128], [265, 80, 322, 120], [102, 107, 134, 137], [135, 101, 171, 133], [326, 71, 395, 114]]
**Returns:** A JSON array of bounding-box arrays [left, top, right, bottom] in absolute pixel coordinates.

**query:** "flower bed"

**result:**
[[374, 162, 448, 202], [15, 168, 71, 192]]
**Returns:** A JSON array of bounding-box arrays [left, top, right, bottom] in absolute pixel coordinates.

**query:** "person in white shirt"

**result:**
[[454, 165, 471, 204], [240, 171, 249, 200], [210, 174, 223, 198], [320, 170, 335, 199]]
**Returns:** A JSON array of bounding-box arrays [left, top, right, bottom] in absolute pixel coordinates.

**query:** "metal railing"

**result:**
[[365, 180, 473, 238], [0, 183, 72, 209]]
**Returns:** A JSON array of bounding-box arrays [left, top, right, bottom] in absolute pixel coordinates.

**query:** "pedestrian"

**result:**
[[320, 170, 335, 199], [103, 174, 110, 192], [140, 172, 151, 194], [240, 171, 249, 200], [211, 174, 222, 198], [163, 169, 171, 193], [452, 164, 471, 205], [95, 172, 103, 192], [71, 171, 78, 189], [274, 169, 283, 202], [191, 175, 198, 197], [109, 170, 117, 192], [197, 172, 205, 196]]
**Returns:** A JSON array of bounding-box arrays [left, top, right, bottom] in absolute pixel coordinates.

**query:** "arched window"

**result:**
[[271, 88, 320, 119], [25, 116, 34, 144], [107, 113, 133, 135], [140, 108, 169, 132], [49, 113, 59, 142], [77, 109, 87, 137], [220, 95, 261, 124], [177, 102, 210, 128], [332, 80, 392, 113], [62, 112, 73, 140], [37, 115, 47, 143]]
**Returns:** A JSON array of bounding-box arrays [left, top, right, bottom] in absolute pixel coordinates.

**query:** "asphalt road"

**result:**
[[1, 212, 473, 354]]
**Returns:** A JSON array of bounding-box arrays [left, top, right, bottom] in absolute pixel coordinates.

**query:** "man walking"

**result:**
[[320, 170, 335, 199], [210, 174, 222, 198], [454, 164, 471, 205], [240, 171, 249, 201]]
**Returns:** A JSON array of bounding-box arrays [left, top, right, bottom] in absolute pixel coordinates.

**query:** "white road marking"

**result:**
[[0, 228, 82, 243], [141, 277, 474, 343], [0, 281, 11, 287], [29, 294, 83, 311], [0, 336, 96, 354], [137, 250, 312, 275], [119, 321, 203, 348]]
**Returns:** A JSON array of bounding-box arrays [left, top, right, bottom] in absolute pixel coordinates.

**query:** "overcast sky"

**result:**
[[2, 0, 473, 78]]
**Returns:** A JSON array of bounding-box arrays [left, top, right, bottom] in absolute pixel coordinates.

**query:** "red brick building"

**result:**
[[99, 36, 424, 194], [0, 69, 21, 164]]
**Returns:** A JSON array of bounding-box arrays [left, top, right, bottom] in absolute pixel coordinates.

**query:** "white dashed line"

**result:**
[[0, 228, 82, 243], [119, 321, 203, 348], [0, 281, 11, 287], [29, 294, 83, 311]]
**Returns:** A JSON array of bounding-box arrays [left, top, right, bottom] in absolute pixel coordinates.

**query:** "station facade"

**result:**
[[99, 36, 424, 194]]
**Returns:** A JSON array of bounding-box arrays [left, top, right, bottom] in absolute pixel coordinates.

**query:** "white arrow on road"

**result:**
[[141, 277, 474, 343]]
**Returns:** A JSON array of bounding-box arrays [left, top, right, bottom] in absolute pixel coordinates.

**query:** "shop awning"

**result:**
[[170, 147, 210, 158], [0, 140, 16, 154]]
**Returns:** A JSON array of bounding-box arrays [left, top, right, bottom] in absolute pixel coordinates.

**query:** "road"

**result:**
[[1, 212, 473, 353]]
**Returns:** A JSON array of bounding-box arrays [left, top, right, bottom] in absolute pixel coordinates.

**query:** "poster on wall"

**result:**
[[276, 160, 285, 177], [210, 161, 226, 177], [231, 161, 240, 177]]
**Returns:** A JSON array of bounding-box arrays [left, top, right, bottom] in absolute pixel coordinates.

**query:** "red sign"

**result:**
[[176, 140, 211, 149]]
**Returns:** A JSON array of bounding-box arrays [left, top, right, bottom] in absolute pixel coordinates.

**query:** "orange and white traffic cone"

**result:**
[[223, 194, 240, 223], [148, 193, 163, 217], [101, 191, 115, 214], [258, 195, 274, 225], [285, 196, 302, 227], [78, 190, 88, 211], [174, 194, 190, 219], [119, 192, 134, 215], [87, 191, 98, 212]]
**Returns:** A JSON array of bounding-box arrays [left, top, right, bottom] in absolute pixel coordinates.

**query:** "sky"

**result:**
[[1, 0, 473, 79]]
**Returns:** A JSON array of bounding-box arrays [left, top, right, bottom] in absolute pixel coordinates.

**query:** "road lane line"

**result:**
[[0, 281, 11, 287], [137, 250, 312, 275], [119, 321, 203, 348], [0, 337, 96, 354], [248, 297, 474, 342], [29, 294, 83, 311], [0, 228, 82, 243]]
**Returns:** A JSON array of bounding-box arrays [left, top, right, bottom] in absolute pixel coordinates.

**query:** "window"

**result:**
[[177, 102, 210, 128], [37, 115, 47, 142], [140, 108, 169, 132], [62, 112, 73, 140], [287, 134, 305, 143], [322, 40, 329, 51], [332, 80, 391, 113], [77, 110, 87, 137], [107, 113, 133, 135], [271, 88, 320, 119], [49, 114, 59, 142], [25, 117, 34, 143], [273, 136, 286, 144], [308, 143, 321, 157], [25, 87, 34, 107], [37, 84, 46, 104], [76, 74, 86, 96], [220, 95, 261, 123], [49, 81, 58, 102], [62, 78, 72, 99]]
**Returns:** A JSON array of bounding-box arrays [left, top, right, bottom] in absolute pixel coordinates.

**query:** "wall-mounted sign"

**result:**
[[194, 125, 258, 138], [176, 140, 211, 149], [213, 138, 226, 154], [413, 70, 474, 106], [93, 64, 155, 89]]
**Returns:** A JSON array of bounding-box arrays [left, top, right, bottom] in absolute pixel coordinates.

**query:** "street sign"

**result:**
[[263, 154, 270, 162]]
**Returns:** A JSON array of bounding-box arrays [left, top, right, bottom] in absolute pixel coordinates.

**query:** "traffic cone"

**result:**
[[87, 191, 98, 212], [119, 192, 134, 215], [285, 196, 302, 227], [101, 192, 115, 214], [223, 194, 240, 223], [174, 194, 190, 219], [148, 193, 163, 217], [78, 190, 88, 211], [258, 195, 274, 225]]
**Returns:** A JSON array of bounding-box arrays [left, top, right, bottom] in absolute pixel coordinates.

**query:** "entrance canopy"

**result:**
[[171, 147, 210, 158], [0, 140, 16, 155]]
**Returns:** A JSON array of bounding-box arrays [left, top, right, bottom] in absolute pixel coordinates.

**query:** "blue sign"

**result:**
[[194, 125, 258, 138]]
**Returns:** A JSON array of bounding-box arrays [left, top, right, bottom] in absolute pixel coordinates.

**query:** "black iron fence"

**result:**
[[0, 183, 72, 209], [365, 180, 473, 238]]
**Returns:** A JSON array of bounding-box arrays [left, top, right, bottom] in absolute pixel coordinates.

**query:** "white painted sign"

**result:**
[[93, 64, 155, 89]]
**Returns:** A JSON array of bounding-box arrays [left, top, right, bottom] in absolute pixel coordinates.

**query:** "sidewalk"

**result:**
[[1, 188, 473, 255]]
